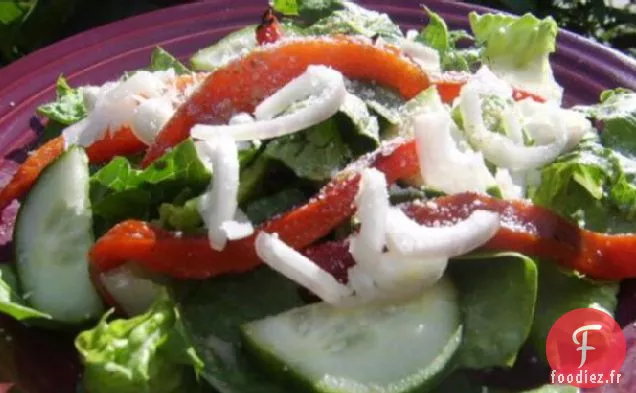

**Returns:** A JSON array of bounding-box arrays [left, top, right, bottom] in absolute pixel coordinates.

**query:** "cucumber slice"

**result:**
[[241, 277, 462, 393], [190, 24, 304, 71], [191, 25, 257, 71], [15, 146, 104, 323]]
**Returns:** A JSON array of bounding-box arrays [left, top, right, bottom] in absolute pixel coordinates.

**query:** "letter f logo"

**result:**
[[572, 324, 603, 368]]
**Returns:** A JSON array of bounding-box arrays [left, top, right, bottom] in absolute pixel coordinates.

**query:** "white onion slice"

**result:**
[[255, 232, 352, 304], [191, 65, 347, 141], [460, 85, 567, 171], [413, 111, 496, 194], [100, 264, 160, 316], [400, 39, 441, 75], [385, 208, 500, 258], [196, 135, 240, 251], [348, 168, 389, 273]]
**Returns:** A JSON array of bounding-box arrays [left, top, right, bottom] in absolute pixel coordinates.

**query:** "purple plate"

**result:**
[[0, 1, 635, 392]]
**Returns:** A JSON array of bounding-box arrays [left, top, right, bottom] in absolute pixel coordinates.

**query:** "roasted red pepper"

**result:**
[[90, 139, 420, 278], [0, 127, 144, 212], [0, 73, 203, 212], [305, 193, 636, 281], [141, 36, 434, 167], [256, 8, 283, 45]]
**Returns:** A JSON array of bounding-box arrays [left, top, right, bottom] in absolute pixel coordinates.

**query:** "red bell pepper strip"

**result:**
[[141, 36, 434, 167], [304, 193, 636, 281], [256, 8, 283, 45], [0, 127, 143, 212], [142, 39, 546, 168], [0, 73, 204, 212], [90, 138, 420, 278]]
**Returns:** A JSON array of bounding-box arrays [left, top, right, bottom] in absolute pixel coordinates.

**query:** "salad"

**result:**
[[1, 1, 635, 392]]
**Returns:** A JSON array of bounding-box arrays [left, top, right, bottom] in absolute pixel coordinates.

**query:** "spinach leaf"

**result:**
[[174, 268, 304, 393], [528, 260, 619, 362], [449, 252, 538, 369], [36, 75, 87, 125], [0, 264, 52, 321], [76, 290, 203, 393], [150, 47, 189, 74], [264, 117, 352, 182], [244, 188, 307, 225], [338, 93, 380, 153], [344, 79, 405, 127]]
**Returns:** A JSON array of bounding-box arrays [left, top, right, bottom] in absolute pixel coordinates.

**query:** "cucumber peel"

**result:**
[[15, 146, 104, 323], [241, 277, 462, 393]]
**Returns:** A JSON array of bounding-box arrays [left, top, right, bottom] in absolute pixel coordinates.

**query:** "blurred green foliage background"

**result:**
[[0, 0, 634, 67]]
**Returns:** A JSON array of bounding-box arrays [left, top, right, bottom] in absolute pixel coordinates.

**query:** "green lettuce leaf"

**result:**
[[529, 260, 619, 362], [76, 290, 203, 393], [577, 89, 636, 158], [416, 8, 478, 72], [469, 12, 561, 101], [264, 117, 352, 182], [89, 140, 211, 234], [174, 268, 305, 393], [272, 0, 344, 24], [36, 75, 87, 125], [449, 252, 537, 369], [150, 47, 189, 74], [469, 13, 557, 68], [531, 134, 615, 231], [534, 90, 636, 232], [306, 1, 403, 42], [158, 198, 204, 233], [0, 264, 52, 321]]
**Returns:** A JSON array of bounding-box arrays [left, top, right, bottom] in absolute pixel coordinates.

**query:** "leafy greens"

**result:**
[[76, 290, 204, 393]]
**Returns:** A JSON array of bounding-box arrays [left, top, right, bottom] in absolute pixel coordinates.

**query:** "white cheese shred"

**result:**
[[255, 232, 352, 304], [190, 65, 347, 141], [196, 135, 241, 251]]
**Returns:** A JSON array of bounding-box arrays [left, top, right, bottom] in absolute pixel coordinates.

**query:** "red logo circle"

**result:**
[[546, 308, 626, 388]]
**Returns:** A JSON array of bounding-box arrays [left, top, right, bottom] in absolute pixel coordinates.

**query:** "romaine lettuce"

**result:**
[[36, 75, 87, 125], [469, 12, 562, 102], [416, 8, 479, 72], [0, 264, 52, 321], [76, 290, 203, 393]]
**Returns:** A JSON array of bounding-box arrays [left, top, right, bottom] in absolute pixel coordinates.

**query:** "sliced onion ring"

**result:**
[[191, 65, 347, 142], [348, 168, 390, 273], [255, 232, 352, 304], [385, 207, 500, 258], [460, 85, 567, 171]]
